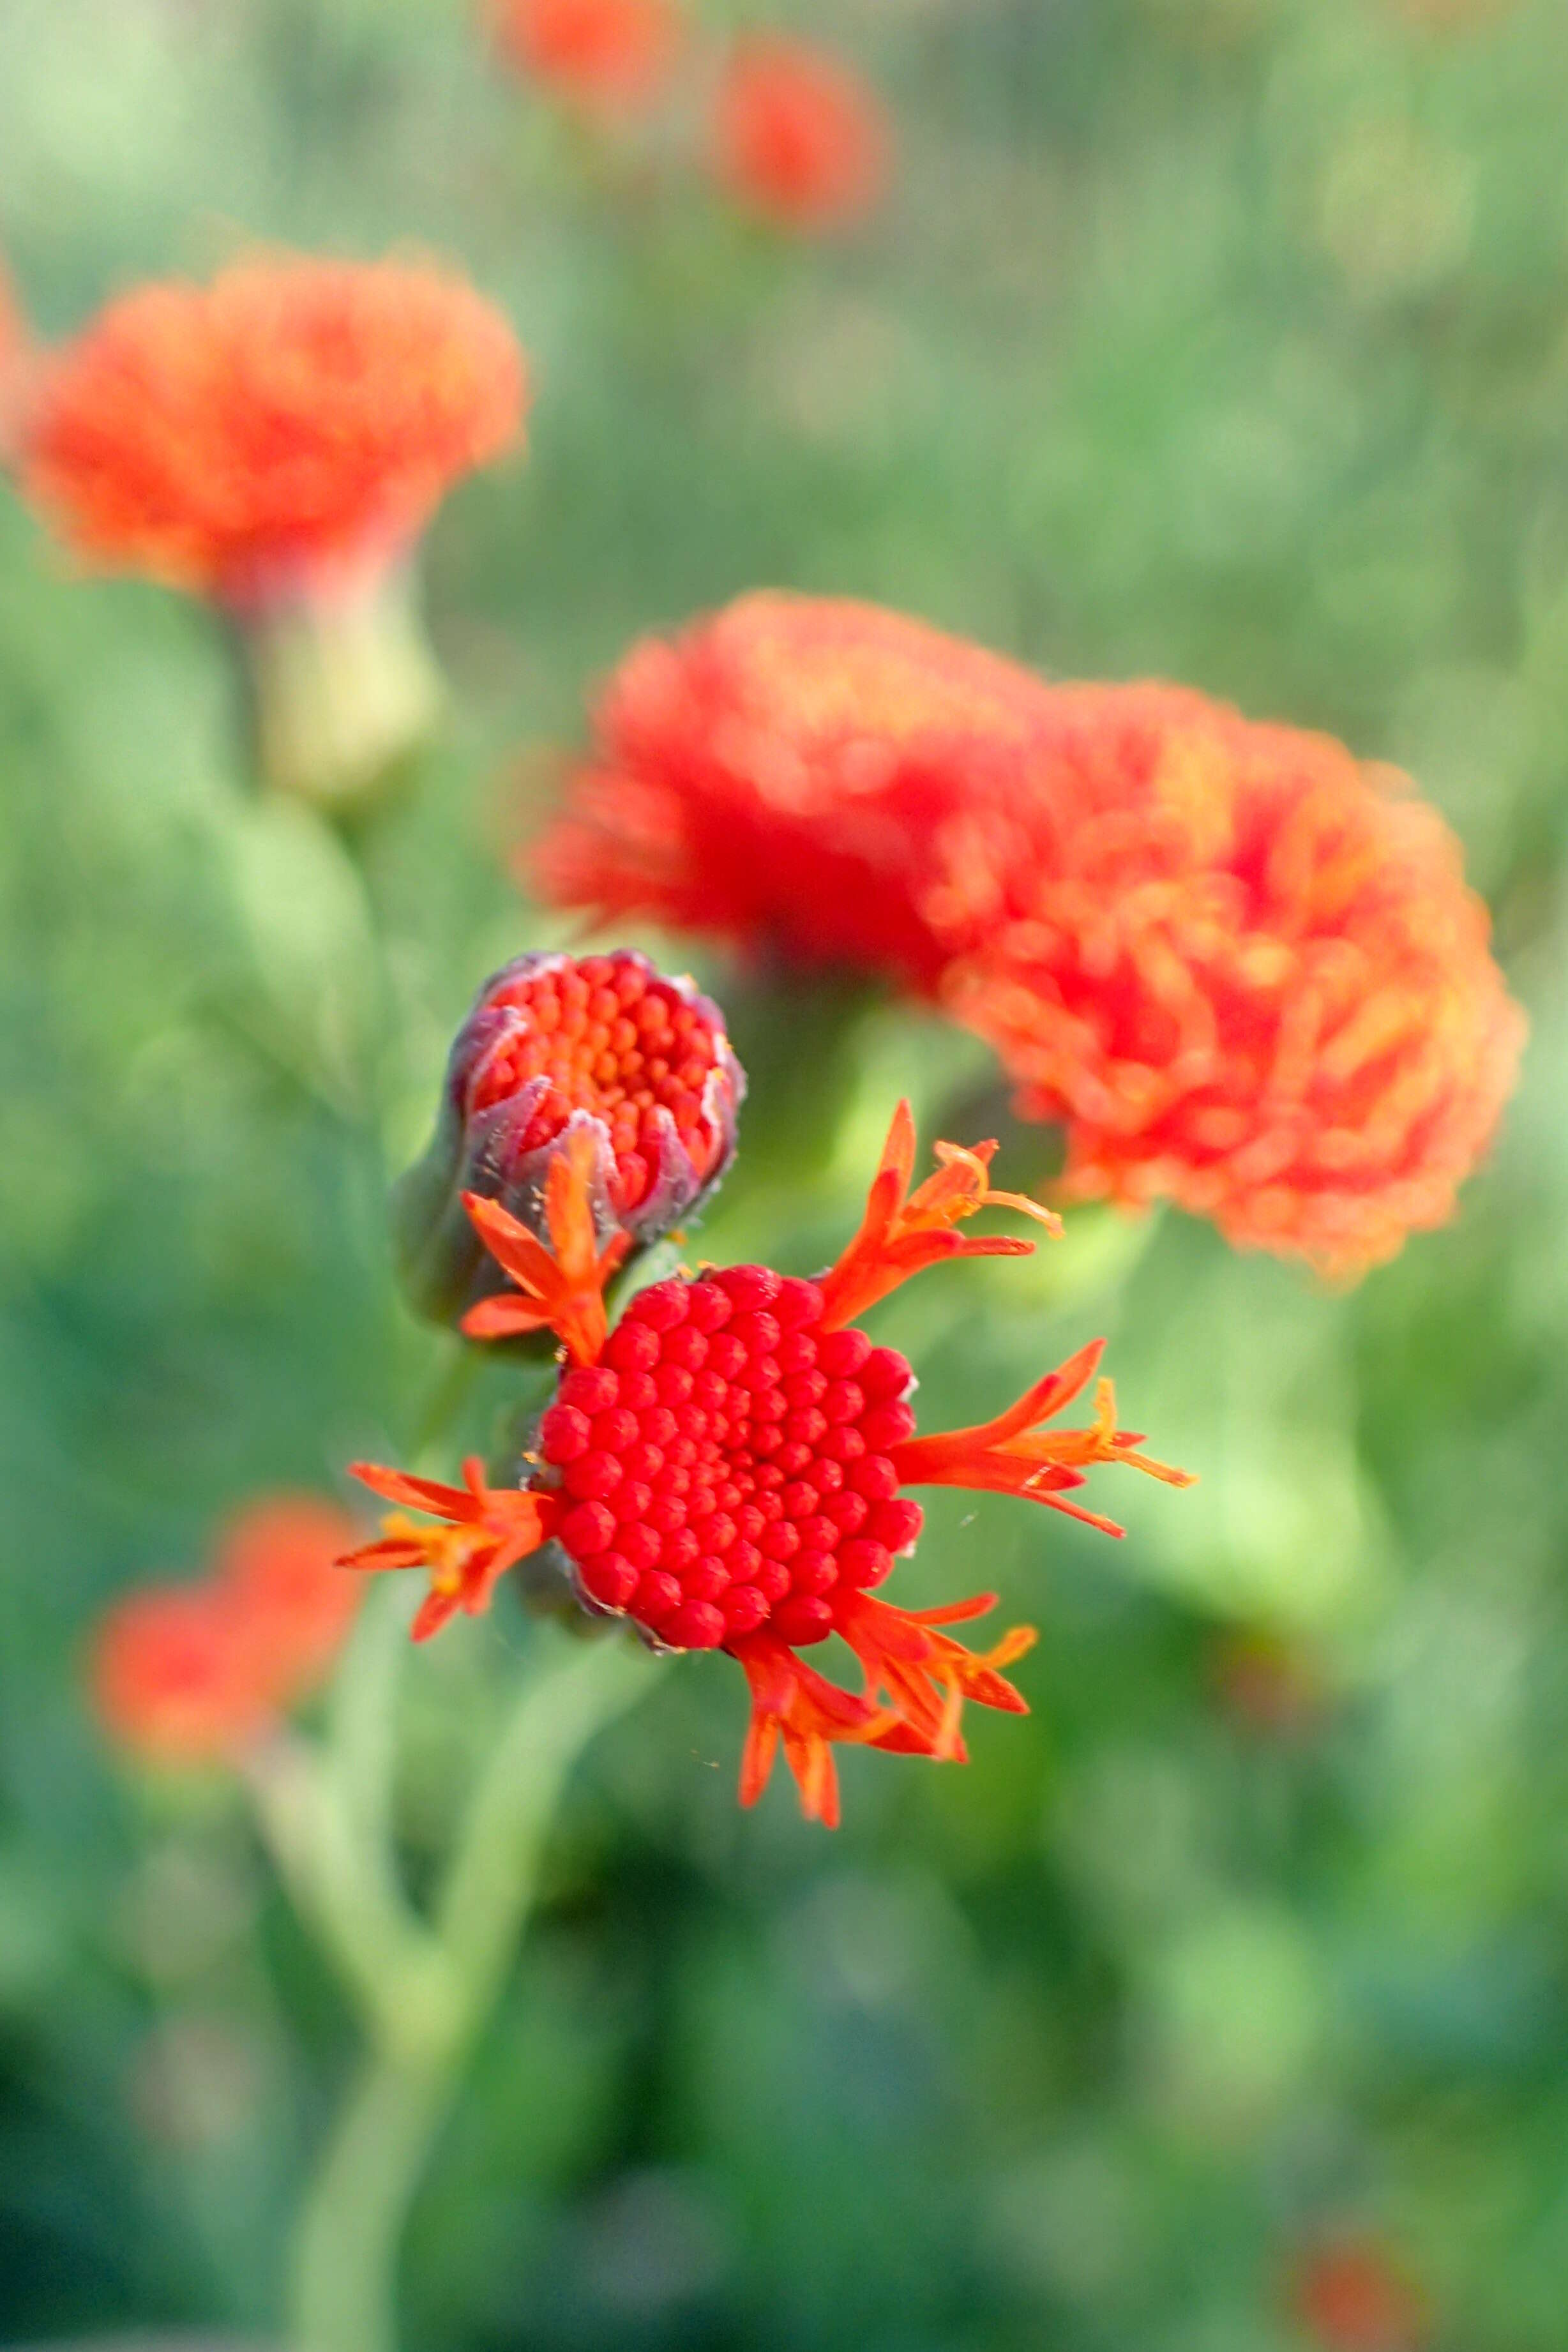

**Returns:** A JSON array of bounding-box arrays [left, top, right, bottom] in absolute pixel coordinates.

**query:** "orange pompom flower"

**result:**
[[531, 590, 1057, 987], [492, 0, 682, 117], [937, 683, 1526, 1277], [345, 1099, 1189, 1827], [711, 38, 892, 234], [89, 1493, 362, 1767], [19, 252, 527, 806], [393, 948, 744, 1325]]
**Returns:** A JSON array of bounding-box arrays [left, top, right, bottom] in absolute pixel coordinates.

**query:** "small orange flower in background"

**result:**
[[492, 0, 684, 117], [711, 38, 893, 233], [90, 1495, 361, 1766], [17, 251, 527, 806], [534, 592, 1525, 1278], [1290, 2236, 1431, 2351], [531, 590, 1055, 988], [20, 252, 524, 605], [347, 1099, 1189, 1826]]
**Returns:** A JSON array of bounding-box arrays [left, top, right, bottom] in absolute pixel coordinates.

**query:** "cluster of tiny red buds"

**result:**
[[349, 1013, 1191, 1825], [393, 949, 743, 1323], [537, 1263, 922, 1652]]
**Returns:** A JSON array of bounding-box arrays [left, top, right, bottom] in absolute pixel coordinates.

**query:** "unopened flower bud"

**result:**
[[393, 949, 744, 1324]]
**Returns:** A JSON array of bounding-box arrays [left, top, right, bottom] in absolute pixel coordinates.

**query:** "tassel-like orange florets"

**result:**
[[347, 1102, 1189, 1825], [20, 252, 527, 603]]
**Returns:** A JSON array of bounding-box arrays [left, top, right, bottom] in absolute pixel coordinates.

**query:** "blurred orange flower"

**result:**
[[1291, 2236, 1431, 2350], [531, 590, 1055, 986], [19, 252, 527, 605], [89, 1494, 361, 1767], [940, 683, 1526, 1276], [492, 0, 682, 116], [711, 38, 892, 232], [536, 594, 1524, 1278]]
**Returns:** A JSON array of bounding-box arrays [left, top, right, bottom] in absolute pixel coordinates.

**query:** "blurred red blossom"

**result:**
[[711, 38, 892, 233], [90, 1495, 361, 1767], [491, 0, 683, 117], [1291, 2236, 1431, 2350], [530, 590, 1056, 986], [939, 682, 1526, 1276], [19, 252, 527, 605], [536, 593, 1523, 1278]]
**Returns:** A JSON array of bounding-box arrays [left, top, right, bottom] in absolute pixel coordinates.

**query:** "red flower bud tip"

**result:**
[[1290, 2238, 1431, 2351], [490, 0, 682, 118], [89, 1493, 362, 1767], [711, 38, 892, 235], [393, 949, 743, 1325], [354, 1104, 1189, 1825]]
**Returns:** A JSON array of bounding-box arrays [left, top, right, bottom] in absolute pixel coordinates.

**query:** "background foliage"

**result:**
[[3, 1, 1566, 2346]]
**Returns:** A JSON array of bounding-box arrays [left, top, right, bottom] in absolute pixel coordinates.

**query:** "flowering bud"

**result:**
[[393, 949, 744, 1324]]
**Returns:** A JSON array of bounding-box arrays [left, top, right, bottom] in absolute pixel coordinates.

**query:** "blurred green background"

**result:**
[[3, 0, 1566, 2346]]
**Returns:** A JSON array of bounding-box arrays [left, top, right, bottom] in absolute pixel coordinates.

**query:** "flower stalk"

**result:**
[[246, 1582, 658, 2352]]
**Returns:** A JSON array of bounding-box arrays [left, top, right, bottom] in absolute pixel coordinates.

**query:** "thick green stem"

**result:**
[[283, 1632, 660, 2352]]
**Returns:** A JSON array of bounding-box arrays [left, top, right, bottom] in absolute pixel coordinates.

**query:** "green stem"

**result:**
[[283, 1632, 660, 2352]]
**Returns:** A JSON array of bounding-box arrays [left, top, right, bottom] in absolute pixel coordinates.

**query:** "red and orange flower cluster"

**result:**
[[91, 1496, 363, 1767], [356, 990, 1188, 1825], [532, 591, 1525, 1279], [489, 0, 891, 233]]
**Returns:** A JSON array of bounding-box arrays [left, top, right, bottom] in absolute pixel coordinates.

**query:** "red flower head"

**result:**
[[1290, 2237, 1431, 2351], [347, 1101, 1189, 1826], [19, 252, 526, 606], [937, 682, 1527, 1276], [492, 0, 682, 117], [712, 37, 893, 234], [531, 591, 1057, 986], [393, 949, 744, 1324], [89, 1493, 362, 1767]]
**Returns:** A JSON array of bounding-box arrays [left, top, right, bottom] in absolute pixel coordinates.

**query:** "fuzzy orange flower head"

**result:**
[[531, 591, 1057, 988], [712, 38, 892, 234], [492, 0, 682, 117], [20, 252, 527, 806], [1290, 2236, 1431, 2351], [934, 682, 1527, 1276], [347, 1100, 1189, 1825], [393, 948, 744, 1325], [89, 1493, 362, 1767]]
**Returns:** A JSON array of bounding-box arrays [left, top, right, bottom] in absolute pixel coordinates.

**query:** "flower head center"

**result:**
[[534, 1263, 924, 1654]]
